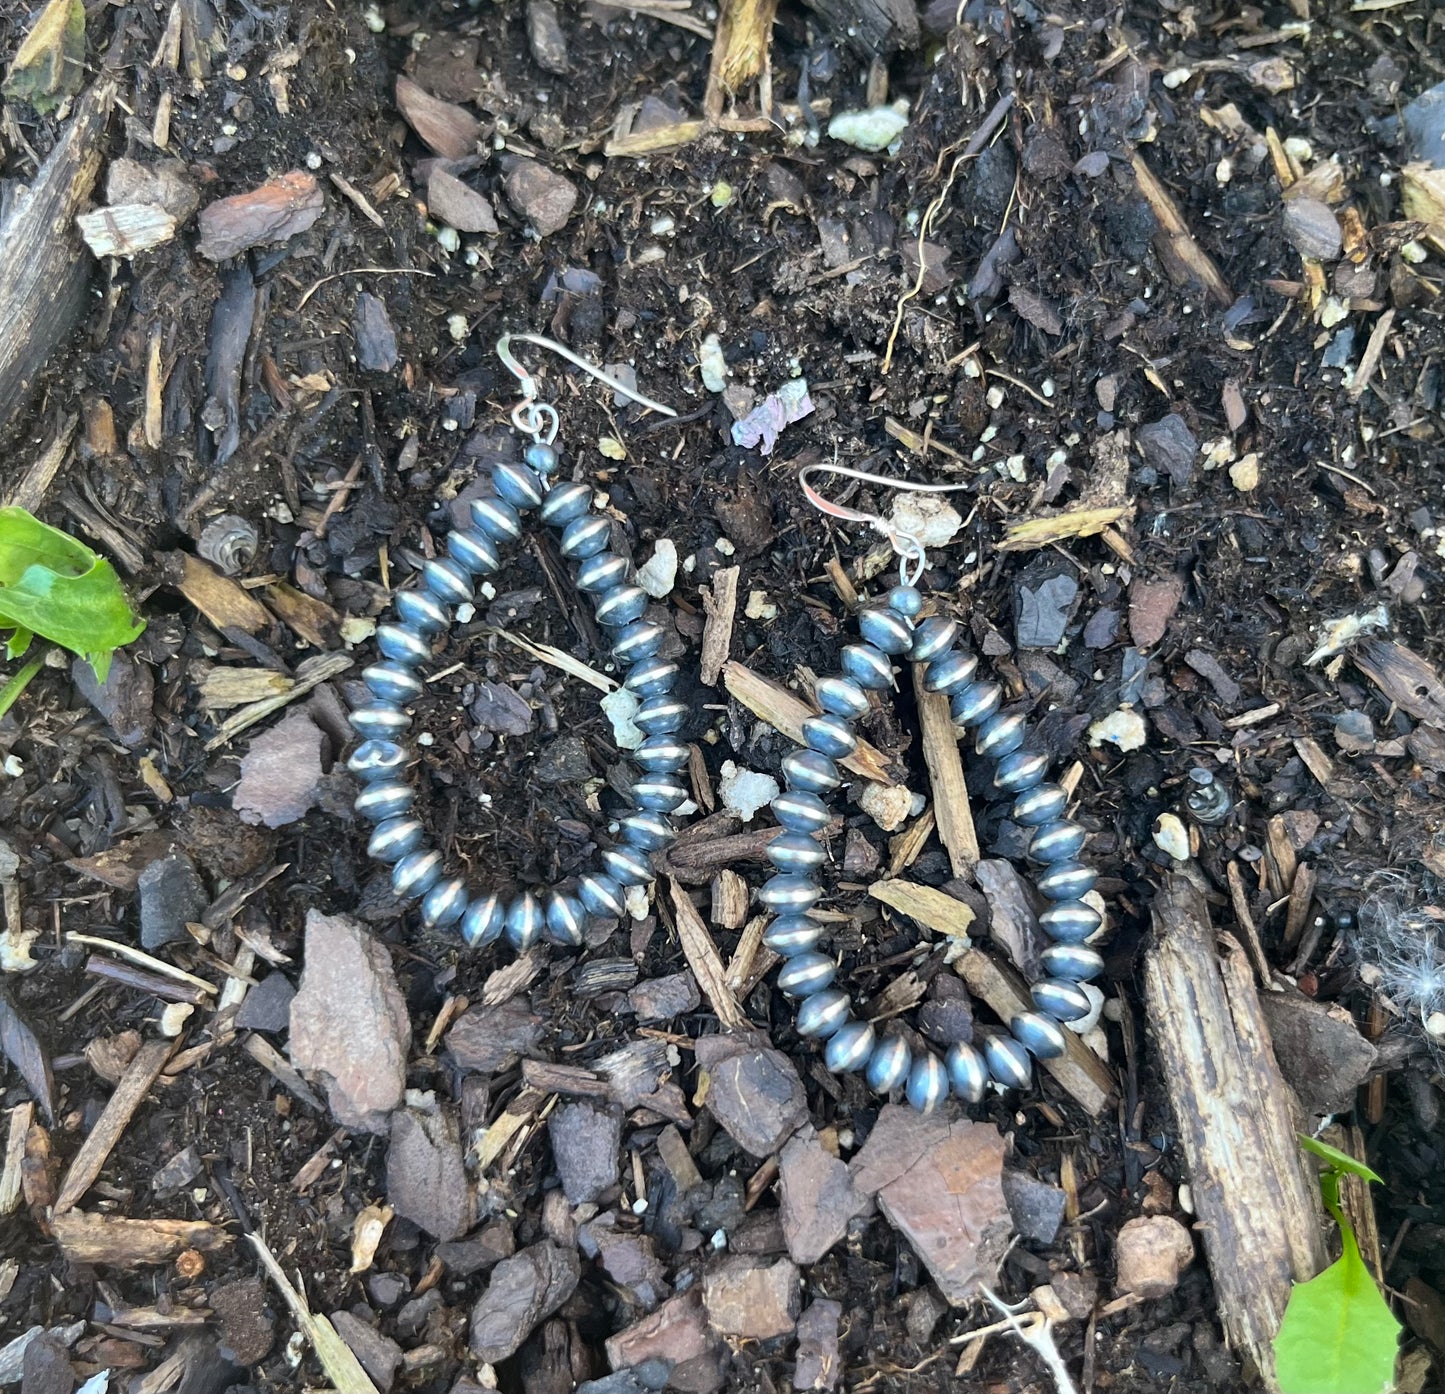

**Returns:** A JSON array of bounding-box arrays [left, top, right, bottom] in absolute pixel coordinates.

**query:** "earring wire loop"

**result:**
[[797, 461, 970, 587], [496, 332, 678, 438]]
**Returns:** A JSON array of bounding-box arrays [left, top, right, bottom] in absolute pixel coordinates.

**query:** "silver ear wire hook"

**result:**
[[496, 331, 677, 444], [797, 461, 971, 588]]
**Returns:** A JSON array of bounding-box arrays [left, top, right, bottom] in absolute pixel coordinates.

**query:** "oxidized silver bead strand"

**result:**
[[347, 337, 688, 958], [761, 578, 1104, 1115]]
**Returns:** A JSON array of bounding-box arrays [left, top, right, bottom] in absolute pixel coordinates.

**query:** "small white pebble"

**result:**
[[718, 760, 780, 821], [632, 1197, 649, 1214], [649, 216, 675, 236], [986, 385, 1005, 409], [715, 537, 736, 557], [744, 590, 777, 620], [446, 312, 468, 342], [1153, 812, 1191, 862], [1088, 708, 1148, 752], [417, 731, 435, 747], [437, 225, 460, 254], [601, 687, 645, 750], [455, 602, 475, 623], [363, 4, 385, 29], [637, 539, 679, 598]]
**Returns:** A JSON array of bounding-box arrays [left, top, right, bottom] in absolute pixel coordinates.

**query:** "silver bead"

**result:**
[[545, 891, 586, 946], [766, 831, 826, 873], [777, 952, 836, 997], [1013, 782, 1068, 827], [825, 1020, 876, 1073], [469, 494, 523, 544], [983, 1034, 1032, 1089], [635, 736, 689, 772], [950, 680, 1002, 727], [923, 648, 978, 694], [1030, 820, 1088, 864], [525, 441, 559, 474], [764, 915, 826, 955], [994, 748, 1049, 793], [376, 622, 431, 666], [421, 877, 469, 930], [560, 514, 612, 559], [1039, 899, 1102, 944], [602, 844, 653, 887], [540, 481, 592, 527], [395, 588, 448, 634], [946, 1042, 988, 1103], [625, 658, 678, 696], [612, 620, 665, 665], [365, 661, 423, 705], [1185, 767, 1233, 824], [354, 780, 413, 822], [815, 676, 870, 721], [975, 709, 1027, 761], [802, 713, 858, 760], [447, 526, 500, 576], [632, 776, 688, 813], [423, 557, 472, 607], [635, 695, 687, 733], [621, 811, 674, 850], [885, 585, 924, 618], [906, 1052, 949, 1113], [347, 739, 408, 781], [866, 1035, 911, 1093], [350, 703, 411, 741], [909, 616, 957, 662], [392, 849, 443, 901], [594, 583, 649, 628], [858, 607, 912, 655], [493, 461, 544, 510], [758, 874, 821, 913], [368, 817, 424, 863], [576, 551, 629, 592], [781, 749, 840, 794], [772, 790, 831, 834], [1012, 1011, 1068, 1059], [461, 893, 506, 948], [578, 872, 626, 919], [505, 892, 543, 949], [1036, 861, 1097, 902], [840, 643, 894, 690], [1031, 977, 1092, 1022], [796, 988, 850, 1039], [1040, 943, 1104, 982]]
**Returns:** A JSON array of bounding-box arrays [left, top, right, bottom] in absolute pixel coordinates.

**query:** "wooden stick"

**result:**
[[52, 1210, 231, 1268], [722, 660, 895, 785], [54, 1038, 178, 1215], [911, 665, 979, 876], [668, 878, 747, 1029], [1143, 874, 1325, 1388], [1130, 153, 1233, 307], [1225, 859, 1274, 986], [870, 879, 975, 939], [956, 949, 1113, 1117]]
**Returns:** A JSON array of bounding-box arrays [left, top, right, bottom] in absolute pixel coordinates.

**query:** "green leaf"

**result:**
[[1274, 1227, 1401, 1394], [1300, 1134, 1384, 1185], [0, 507, 144, 681]]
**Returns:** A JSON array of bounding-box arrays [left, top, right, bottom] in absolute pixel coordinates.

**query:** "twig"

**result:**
[[979, 1287, 1080, 1394], [911, 665, 978, 875], [1348, 308, 1395, 401], [67, 933, 217, 996], [668, 878, 748, 1029], [1130, 154, 1233, 306], [296, 266, 435, 312], [700, 566, 740, 686]]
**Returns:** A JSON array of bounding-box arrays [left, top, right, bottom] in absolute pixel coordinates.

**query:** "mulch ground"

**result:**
[[1, 0, 1444, 1390]]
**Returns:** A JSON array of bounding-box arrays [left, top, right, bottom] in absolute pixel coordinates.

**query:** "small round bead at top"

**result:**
[[346, 437, 693, 954], [758, 580, 1102, 1114]]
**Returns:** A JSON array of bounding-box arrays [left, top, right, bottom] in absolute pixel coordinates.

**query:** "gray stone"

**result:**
[[695, 1032, 807, 1158], [504, 160, 578, 238], [628, 971, 700, 1023], [1001, 1170, 1068, 1246], [1282, 197, 1342, 262], [1016, 573, 1079, 649], [234, 711, 327, 828], [446, 999, 543, 1074], [234, 972, 295, 1034], [137, 853, 207, 949], [73, 650, 153, 749], [793, 1300, 842, 1390], [701, 1256, 799, 1339], [469, 1242, 580, 1364], [526, 0, 569, 73], [469, 681, 533, 735], [153, 1144, 203, 1198], [549, 1100, 623, 1204], [353, 293, 399, 372], [387, 1106, 474, 1240], [427, 169, 499, 235], [1137, 413, 1198, 488], [778, 1133, 868, 1265], [289, 910, 411, 1133], [331, 1310, 403, 1392], [437, 1220, 516, 1276], [1403, 79, 1445, 165], [1259, 991, 1377, 1116]]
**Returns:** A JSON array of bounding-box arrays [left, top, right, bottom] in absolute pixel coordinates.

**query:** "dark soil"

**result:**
[[1, 0, 1443, 1390]]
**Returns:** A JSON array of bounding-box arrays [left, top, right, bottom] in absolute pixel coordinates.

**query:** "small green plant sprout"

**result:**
[[0, 507, 145, 719], [1273, 1135, 1402, 1394]]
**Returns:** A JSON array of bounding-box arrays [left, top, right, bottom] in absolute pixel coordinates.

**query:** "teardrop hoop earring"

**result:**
[[345, 333, 688, 956], [757, 463, 1105, 1113]]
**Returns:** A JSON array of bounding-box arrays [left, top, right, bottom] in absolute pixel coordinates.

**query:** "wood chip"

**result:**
[[1130, 153, 1233, 306], [206, 652, 353, 750], [700, 566, 740, 686], [0, 1102, 32, 1216], [165, 552, 270, 634], [1347, 308, 1395, 401], [52, 1211, 232, 1267], [911, 666, 978, 875], [1292, 736, 1335, 787], [241, 1033, 325, 1113], [722, 661, 895, 785], [668, 878, 747, 1029], [956, 949, 1113, 1116], [998, 505, 1132, 553], [869, 880, 976, 939], [1352, 639, 1445, 729]]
